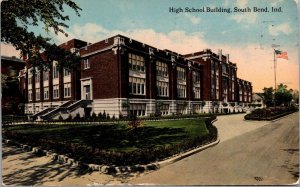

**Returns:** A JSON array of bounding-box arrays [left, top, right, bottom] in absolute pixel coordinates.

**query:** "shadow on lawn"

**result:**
[[13, 125, 189, 150]]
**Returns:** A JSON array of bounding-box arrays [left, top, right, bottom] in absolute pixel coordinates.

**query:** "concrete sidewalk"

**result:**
[[213, 113, 270, 142]]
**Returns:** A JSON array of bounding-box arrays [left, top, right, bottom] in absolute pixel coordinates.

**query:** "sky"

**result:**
[[1, 0, 299, 92]]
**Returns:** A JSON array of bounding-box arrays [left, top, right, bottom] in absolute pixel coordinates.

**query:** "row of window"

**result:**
[[28, 83, 71, 101], [129, 77, 146, 95], [156, 61, 168, 77], [28, 69, 71, 85], [157, 81, 169, 97], [129, 53, 145, 72]]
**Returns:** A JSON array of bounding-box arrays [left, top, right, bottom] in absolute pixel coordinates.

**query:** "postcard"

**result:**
[[1, 0, 299, 186]]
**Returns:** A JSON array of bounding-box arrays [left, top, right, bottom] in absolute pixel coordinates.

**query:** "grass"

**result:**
[[3, 119, 208, 153]]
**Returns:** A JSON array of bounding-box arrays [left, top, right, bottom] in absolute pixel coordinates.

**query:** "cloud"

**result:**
[[271, 0, 284, 6], [236, 0, 248, 7], [268, 23, 292, 36], [183, 13, 201, 24], [229, 13, 258, 24]]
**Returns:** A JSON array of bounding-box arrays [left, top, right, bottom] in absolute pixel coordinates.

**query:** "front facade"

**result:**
[[20, 35, 252, 120]]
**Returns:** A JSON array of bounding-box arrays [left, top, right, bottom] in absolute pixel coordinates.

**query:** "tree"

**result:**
[[2, 67, 19, 97], [1, 0, 82, 69], [262, 87, 274, 107], [275, 84, 293, 106]]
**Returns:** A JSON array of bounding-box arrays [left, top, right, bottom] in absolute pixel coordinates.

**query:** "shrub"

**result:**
[[73, 113, 81, 121], [127, 115, 144, 130], [245, 106, 297, 121], [103, 110, 106, 120], [98, 112, 102, 118]]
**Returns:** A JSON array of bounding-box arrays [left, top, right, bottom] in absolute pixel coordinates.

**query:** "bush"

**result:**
[[245, 106, 298, 121], [127, 115, 143, 130]]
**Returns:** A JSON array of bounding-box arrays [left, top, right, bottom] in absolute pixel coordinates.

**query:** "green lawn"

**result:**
[[4, 119, 208, 152], [3, 118, 214, 165]]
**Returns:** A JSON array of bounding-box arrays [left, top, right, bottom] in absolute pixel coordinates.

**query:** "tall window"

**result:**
[[193, 71, 201, 84], [53, 65, 59, 79], [28, 90, 32, 101], [43, 71, 49, 81], [194, 87, 201, 99], [84, 59, 90, 69], [177, 67, 186, 80], [157, 81, 169, 97], [53, 85, 59, 98], [193, 71, 201, 99], [28, 77, 32, 85], [129, 77, 145, 95], [177, 84, 186, 98], [64, 83, 71, 97], [36, 88, 40, 100], [129, 53, 145, 72], [44, 87, 49, 100], [64, 69, 71, 77], [156, 61, 168, 77], [35, 72, 40, 83]]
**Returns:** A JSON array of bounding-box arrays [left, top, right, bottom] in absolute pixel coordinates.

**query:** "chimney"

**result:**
[[218, 49, 222, 60], [226, 54, 229, 63]]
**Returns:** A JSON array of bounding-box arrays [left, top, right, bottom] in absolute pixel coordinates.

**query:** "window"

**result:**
[[129, 104, 146, 116], [53, 64, 59, 79], [193, 71, 201, 99], [160, 104, 169, 115], [64, 83, 71, 97], [83, 59, 90, 69], [156, 61, 168, 77], [128, 53, 145, 72], [36, 88, 40, 100], [194, 87, 201, 99], [193, 71, 201, 84], [43, 71, 49, 81], [177, 104, 186, 114], [28, 77, 32, 85], [129, 77, 145, 95], [177, 84, 186, 98], [28, 90, 32, 101], [177, 67, 186, 80], [35, 72, 40, 83], [53, 85, 59, 98], [64, 69, 71, 77], [44, 87, 49, 100], [157, 81, 169, 97], [193, 104, 201, 113]]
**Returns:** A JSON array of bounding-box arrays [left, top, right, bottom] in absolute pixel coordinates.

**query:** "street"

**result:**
[[131, 112, 299, 185], [2, 113, 299, 185]]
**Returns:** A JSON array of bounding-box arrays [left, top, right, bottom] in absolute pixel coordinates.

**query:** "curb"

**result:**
[[271, 111, 298, 122], [3, 137, 219, 174]]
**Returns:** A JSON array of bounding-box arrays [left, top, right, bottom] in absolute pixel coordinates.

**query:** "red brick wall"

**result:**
[[81, 50, 119, 99]]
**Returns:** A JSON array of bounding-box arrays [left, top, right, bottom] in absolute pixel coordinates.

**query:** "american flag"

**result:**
[[275, 50, 288, 60]]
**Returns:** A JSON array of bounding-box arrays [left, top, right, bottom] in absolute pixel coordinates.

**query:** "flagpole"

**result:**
[[273, 49, 277, 107]]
